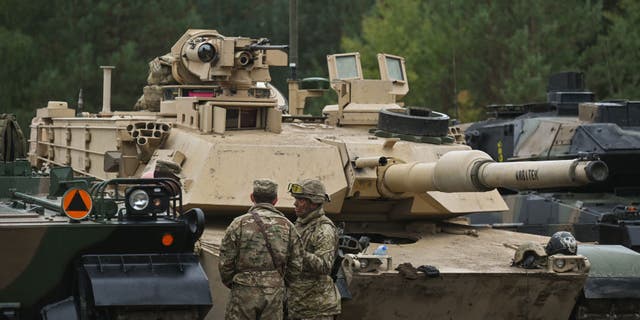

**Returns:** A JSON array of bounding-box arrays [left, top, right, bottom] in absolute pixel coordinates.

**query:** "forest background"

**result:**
[[1, 0, 639, 131]]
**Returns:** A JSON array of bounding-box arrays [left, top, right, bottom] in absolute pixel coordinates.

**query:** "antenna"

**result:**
[[289, 0, 298, 80], [77, 88, 84, 116], [100, 66, 115, 114]]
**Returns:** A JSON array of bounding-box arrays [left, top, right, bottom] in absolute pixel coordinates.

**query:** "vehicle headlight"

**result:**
[[129, 189, 150, 211], [125, 185, 171, 217]]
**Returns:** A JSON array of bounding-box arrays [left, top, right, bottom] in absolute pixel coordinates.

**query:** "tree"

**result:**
[[342, 0, 602, 122], [582, 0, 640, 100], [0, 27, 37, 129], [1, 0, 203, 130]]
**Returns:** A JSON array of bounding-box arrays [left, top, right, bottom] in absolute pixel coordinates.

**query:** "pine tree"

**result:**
[[342, 0, 602, 122]]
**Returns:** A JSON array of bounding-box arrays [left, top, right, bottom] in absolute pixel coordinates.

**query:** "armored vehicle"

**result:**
[[462, 72, 640, 318], [27, 30, 615, 319], [0, 115, 212, 319], [464, 72, 640, 250]]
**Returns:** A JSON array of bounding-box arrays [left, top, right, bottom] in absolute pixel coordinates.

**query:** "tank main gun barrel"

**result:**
[[382, 150, 608, 194]]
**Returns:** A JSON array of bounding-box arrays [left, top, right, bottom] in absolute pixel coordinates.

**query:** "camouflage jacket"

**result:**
[[288, 207, 341, 318], [219, 203, 303, 288]]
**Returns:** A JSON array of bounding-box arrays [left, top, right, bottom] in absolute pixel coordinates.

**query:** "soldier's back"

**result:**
[[221, 204, 301, 320]]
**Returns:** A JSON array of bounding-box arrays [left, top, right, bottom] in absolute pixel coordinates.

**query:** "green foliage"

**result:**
[[343, 0, 603, 122], [0, 27, 36, 129], [2, 0, 640, 131], [582, 0, 640, 100], [0, 0, 374, 131], [1, 0, 202, 129]]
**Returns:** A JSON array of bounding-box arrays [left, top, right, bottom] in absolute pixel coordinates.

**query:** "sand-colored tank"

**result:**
[[28, 29, 606, 319]]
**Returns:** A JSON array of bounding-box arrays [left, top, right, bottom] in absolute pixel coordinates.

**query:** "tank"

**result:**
[[463, 72, 640, 249], [461, 72, 640, 318], [26, 30, 613, 319], [0, 115, 212, 319]]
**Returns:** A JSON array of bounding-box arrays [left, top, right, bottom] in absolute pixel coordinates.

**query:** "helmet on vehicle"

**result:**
[[288, 179, 330, 204], [512, 242, 548, 269], [545, 231, 577, 255]]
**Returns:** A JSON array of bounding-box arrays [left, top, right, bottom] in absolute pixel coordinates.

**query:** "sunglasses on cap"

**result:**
[[287, 183, 305, 195], [287, 183, 331, 202]]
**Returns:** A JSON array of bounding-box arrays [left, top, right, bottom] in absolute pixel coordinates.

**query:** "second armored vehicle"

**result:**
[[464, 72, 640, 250]]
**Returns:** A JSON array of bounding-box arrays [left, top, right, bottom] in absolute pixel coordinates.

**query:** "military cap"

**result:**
[[288, 179, 330, 204], [253, 178, 278, 197]]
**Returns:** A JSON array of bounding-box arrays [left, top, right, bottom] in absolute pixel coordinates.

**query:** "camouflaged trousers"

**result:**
[[225, 284, 284, 320]]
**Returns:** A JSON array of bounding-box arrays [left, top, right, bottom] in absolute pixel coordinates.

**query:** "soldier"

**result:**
[[219, 179, 303, 320], [287, 179, 341, 320]]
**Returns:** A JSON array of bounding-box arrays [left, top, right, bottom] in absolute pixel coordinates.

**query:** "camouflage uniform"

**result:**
[[219, 180, 303, 320], [134, 54, 176, 111], [288, 180, 341, 319]]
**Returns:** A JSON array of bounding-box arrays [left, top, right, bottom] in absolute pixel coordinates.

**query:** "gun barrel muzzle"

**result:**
[[382, 150, 609, 194]]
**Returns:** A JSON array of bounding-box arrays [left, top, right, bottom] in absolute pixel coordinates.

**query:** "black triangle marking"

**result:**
[[67, 190, 88, 212]]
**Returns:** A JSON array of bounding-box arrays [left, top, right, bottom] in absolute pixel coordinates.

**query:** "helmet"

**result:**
[[288, 179, 330, 204], [513, 242, 548, 269], [545, 231, 577, 255]]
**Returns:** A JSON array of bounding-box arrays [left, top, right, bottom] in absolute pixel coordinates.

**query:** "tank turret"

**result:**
[[463, 71, 640, 249], [26, 30, 614, 320], [464, 71, 640, 189]]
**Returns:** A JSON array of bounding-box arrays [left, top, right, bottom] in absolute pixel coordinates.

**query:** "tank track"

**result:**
[[572, 296, 640, 319]]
